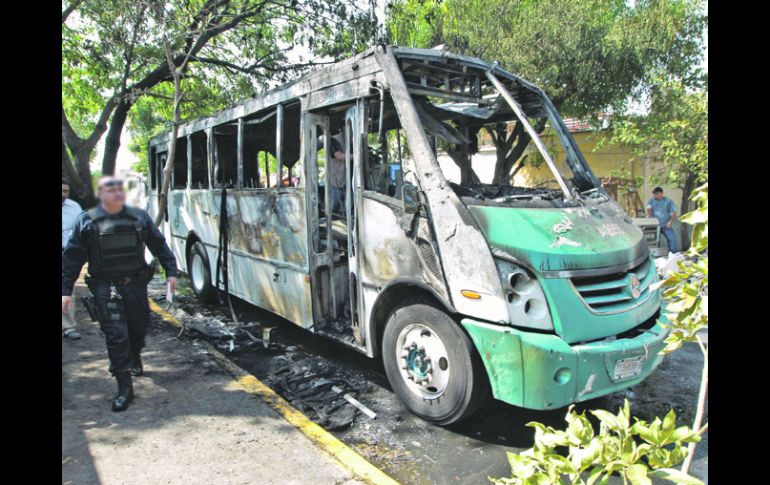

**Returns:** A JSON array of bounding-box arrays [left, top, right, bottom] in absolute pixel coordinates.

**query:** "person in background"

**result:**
[[646, 186, 678, 254], [329, 129, 349, 217], [62, 177, 83, 341], [62, 176, 178, 412]]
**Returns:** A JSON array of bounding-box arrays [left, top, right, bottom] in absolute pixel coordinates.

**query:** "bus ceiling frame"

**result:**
[[485, 67, 574, 200]]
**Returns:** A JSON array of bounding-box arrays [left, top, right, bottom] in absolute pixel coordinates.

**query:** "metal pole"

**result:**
[[276, 104, 284, 186], [237, 118, 244, 189], [485, 69, 573, 200]]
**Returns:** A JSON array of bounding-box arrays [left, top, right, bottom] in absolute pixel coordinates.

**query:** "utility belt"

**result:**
[[81, 265, 154, 325], [85, 264, 155, 288]]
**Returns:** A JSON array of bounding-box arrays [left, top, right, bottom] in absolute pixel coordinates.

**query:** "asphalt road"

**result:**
[[150, 276, 708, 484], [62, 278, 368, 485]]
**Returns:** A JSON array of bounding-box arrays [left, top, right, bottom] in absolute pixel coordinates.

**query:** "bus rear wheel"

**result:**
[[382, 301, 486, 425], [188, 241, 215, 303]]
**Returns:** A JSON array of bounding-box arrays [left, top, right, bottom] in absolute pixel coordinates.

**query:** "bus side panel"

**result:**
[[165, 185, 313, 329], [227, 253, 313, 329], [227, 190, 308, 269], [167, 189, 191, 273], [225, 189, 313, 328], [359, 195, 450, 355]]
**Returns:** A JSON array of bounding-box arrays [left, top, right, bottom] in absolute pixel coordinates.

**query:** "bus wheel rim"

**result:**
[[191, 253, 206, 291], [395, 323, 451, 400]]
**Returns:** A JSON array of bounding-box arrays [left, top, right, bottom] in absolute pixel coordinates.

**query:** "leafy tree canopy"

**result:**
[[387, 0, 706, 118], [62, 0, 379, 193]]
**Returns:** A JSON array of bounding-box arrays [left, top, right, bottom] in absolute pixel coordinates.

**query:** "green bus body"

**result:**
[[148, 45, 667, 422]]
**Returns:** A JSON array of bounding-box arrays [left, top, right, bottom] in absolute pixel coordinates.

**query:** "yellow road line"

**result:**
[[148, 299, 399, 485]]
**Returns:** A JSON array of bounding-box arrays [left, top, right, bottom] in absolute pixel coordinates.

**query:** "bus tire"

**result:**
[[188, 241, 215, 303], [382, 301, 486, 425]]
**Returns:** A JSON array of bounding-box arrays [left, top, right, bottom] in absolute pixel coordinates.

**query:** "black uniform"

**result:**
[[62, 204, 177, 375]]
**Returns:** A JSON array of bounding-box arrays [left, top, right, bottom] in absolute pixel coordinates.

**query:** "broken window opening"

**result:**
[[241, 107, 278, 189], [281, 102, 303, 188], [396, 58, 601, 207], [413, 91, 598, 207], [172, 137, 188, 189], [149, 147, 158, 190], [363, 93, 409, 201], [213, 125, 238, 188], [190, 132, 208, 189]]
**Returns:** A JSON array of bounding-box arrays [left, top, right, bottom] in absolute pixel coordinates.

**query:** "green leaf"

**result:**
[[590, 410, 624, 432], [660, 409, 677, 442], [625, 464, 651, 485], [586, 465, 609, 485], [670, 426, 698, 443], [507, 452, 537, 479], [648, 468, 704, 485]]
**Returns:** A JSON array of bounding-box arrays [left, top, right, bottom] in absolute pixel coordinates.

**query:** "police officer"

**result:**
[[62, 176, 178, 412]]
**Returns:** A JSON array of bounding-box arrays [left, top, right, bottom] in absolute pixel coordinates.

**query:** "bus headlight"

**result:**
[[495, 259, 553, 331]]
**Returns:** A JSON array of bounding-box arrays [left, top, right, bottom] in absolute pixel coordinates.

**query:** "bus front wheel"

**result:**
[[189, 241, 215, 303], [382, 301, 487, 425]]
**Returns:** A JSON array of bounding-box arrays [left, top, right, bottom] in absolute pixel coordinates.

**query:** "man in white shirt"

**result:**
[[62, 177, 83, 340]]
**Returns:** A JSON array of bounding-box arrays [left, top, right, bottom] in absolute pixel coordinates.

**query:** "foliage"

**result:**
[[386, 0, 706, 185], [387, 0, 444, 49], [654, 183, 708, 353], [606, 79, 708, 212], [63, 0, 379, 186], [388, 0, 706, 118], [491, 400, 703, 485]]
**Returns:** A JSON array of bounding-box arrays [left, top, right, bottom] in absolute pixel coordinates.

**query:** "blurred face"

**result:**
[[98, 178, 126, 211], [62, 184, 70, 204], [653, 191, 664, 201]]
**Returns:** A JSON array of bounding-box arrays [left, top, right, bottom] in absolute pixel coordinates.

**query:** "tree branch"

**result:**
[[62, 0, 84, 24]]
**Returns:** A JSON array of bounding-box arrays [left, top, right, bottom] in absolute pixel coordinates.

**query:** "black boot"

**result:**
[[129, 349, 143, 377], [112, 371, 134, 412]]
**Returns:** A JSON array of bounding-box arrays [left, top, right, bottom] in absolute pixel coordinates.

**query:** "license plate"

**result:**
[[613, 356, 645, 380]]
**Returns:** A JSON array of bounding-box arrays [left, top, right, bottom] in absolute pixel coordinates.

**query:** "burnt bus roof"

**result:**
[[148, 45, 544, 147]]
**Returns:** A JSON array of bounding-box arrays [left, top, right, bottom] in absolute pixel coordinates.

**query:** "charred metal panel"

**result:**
[[360, 196, 426, 286], [306, 72, 385, 111], [358, 193, 452, 356], [167, 187, 313, 328], [225, 190, 309, 269], [226, 251, 313, 328], [346, 103, 365, 347], [375, 46, 509, 324]]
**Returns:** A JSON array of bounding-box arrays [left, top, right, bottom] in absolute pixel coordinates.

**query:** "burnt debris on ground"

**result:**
[[150, 289, 369, 431]]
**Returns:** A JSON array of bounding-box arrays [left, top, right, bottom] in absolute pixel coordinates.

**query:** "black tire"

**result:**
[[188, 241, 215, 303], [382, 301, 487, 425]]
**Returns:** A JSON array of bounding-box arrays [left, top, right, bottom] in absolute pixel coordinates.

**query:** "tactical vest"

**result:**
[[87, 206, 147, 278]]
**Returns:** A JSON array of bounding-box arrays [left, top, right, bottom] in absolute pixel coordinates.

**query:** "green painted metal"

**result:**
[[406, 346, 430, 379], [467, 204, 647, 273], [538, 259, 660, 343], [462, 315, 669, 410], [467, 202, 663, 343]]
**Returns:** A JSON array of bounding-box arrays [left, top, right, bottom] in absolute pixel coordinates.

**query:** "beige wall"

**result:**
[[437, 129, 684, 214]]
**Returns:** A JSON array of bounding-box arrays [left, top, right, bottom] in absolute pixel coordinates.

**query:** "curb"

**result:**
[[148, 299, 400, 485]]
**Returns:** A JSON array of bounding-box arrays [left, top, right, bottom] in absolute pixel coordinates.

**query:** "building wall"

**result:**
[[438, 129, 684, 215]]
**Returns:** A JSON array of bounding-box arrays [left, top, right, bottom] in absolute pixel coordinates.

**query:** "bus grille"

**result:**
[[571, 257, 655, 313]]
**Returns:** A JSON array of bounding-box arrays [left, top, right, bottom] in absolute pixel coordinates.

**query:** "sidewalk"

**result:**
[[62, 280, 365, 485]]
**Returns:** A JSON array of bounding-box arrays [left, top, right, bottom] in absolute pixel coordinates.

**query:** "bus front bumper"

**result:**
[[461, 316, 669, 410]]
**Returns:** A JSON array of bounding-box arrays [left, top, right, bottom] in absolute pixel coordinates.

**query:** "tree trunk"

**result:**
[[154, 33, 186, 228], [102, 99, 132, 176], [62, 138, 96, 208], [678, 171, 698, 251]]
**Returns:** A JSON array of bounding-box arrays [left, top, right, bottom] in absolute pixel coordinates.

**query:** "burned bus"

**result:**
[[148, 45, 669, 425]]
